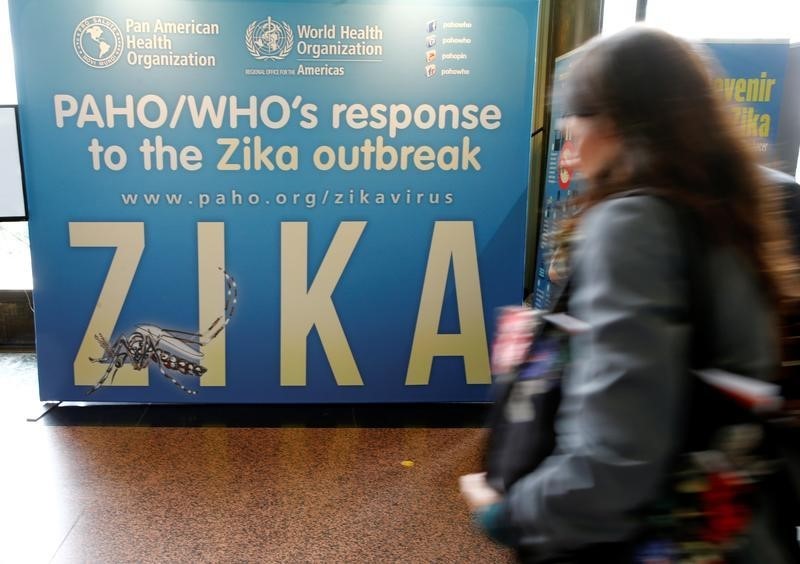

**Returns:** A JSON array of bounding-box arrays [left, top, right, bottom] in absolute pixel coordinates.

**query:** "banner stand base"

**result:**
[[26, 401, 60, 422]]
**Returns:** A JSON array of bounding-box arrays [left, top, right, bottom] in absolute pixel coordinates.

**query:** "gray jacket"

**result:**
[[506, 194, 778, 553]]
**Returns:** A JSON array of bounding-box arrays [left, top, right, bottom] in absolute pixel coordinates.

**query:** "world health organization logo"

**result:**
[[246, 17, 294, 61], [73, 16, 124, 68]]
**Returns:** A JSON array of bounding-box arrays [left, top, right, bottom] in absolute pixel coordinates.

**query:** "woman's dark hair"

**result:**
[[562, 26, 798, 308]]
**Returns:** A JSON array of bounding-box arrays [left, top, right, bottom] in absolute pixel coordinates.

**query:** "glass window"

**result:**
[[605, 0, 800, 41], [0, 0, 16, 104], [0, 221, 31, 289], [602, 0, 638, 36], [646, 0, 799, 42], [1, 0, 30, 291]]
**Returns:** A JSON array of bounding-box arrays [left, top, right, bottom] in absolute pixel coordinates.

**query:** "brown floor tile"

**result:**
[[1, 426, 85, 563], [1, 353, 510, 563], [43, 427, 510, 564]]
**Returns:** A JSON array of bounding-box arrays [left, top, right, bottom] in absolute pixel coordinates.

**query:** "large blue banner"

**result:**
[[11, 0, 539, 402]]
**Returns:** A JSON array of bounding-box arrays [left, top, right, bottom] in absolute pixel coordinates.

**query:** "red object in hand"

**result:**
[[700, 472, 752, 545]]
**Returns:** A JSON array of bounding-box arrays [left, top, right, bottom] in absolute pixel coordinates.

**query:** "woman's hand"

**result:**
[[459, 472, 502, 511], [460, 473, 518, 546]]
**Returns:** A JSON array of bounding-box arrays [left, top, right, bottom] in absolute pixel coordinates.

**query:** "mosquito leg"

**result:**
[[88, 363, 120, 394], [204, 270, 238, 342], [156, 358, 197, 396], [88, 338, 130, 393]]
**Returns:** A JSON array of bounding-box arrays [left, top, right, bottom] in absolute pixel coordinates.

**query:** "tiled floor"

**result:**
[[0, 353, 511, 563]]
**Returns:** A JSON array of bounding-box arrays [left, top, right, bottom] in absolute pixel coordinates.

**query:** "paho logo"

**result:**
[[246, 17, 294, 61], [73, 16, 124, 68]]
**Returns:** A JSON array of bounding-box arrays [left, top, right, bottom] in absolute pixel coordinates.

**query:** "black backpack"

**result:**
[[483, 286, 569, 493]]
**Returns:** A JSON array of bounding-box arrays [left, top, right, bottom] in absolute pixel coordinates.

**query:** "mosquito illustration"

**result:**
[[88, 270, 237, 395]]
